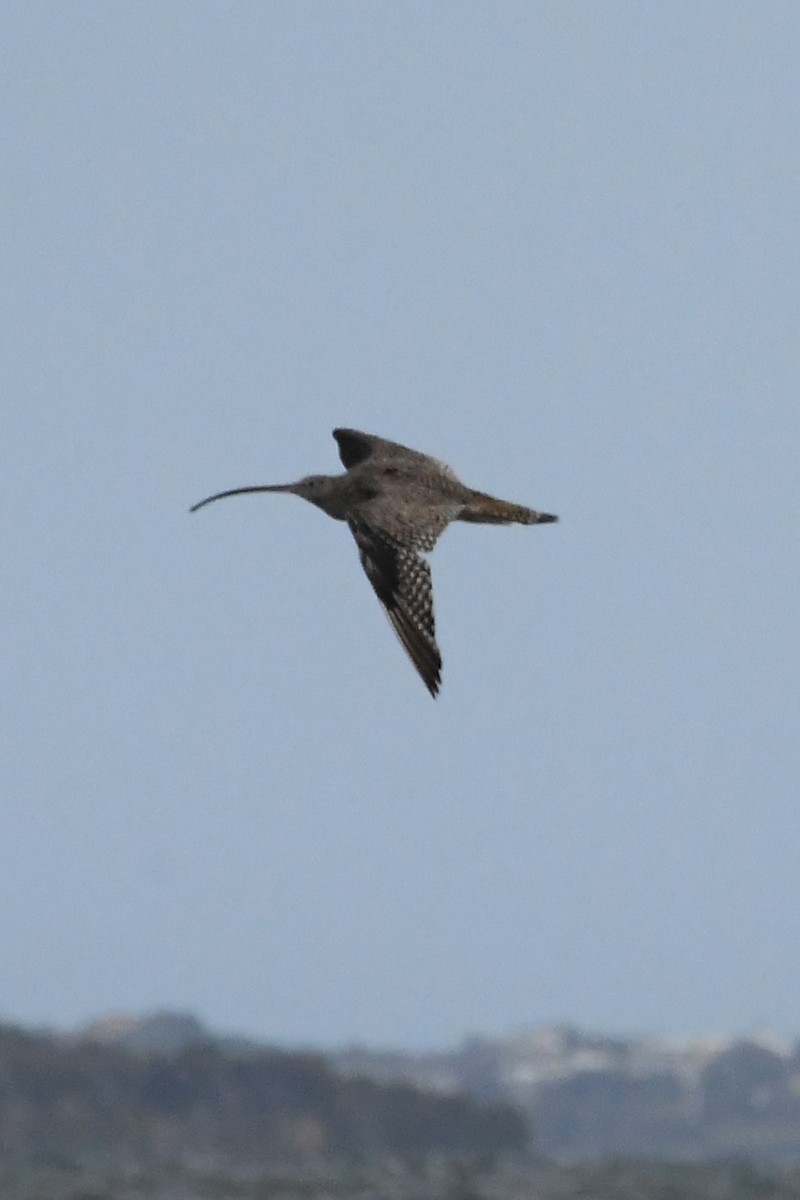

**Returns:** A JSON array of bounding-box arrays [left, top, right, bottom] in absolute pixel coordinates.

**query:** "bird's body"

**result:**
[[191, 428, 557, 696]]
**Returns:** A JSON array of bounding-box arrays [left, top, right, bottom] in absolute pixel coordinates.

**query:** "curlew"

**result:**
[[191, 428, 557, 697]]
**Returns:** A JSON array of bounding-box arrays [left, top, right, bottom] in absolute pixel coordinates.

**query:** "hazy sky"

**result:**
[[4, 2, 799, 1050]]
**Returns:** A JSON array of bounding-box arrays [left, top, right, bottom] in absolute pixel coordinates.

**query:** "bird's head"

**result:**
[[290, 474, 351, 518], [290, 474, 332, 503]]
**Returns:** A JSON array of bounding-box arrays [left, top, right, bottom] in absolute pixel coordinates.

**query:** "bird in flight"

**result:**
[[191, 428, 557, 697]]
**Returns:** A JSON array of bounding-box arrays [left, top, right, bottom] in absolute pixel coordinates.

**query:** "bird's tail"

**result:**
[[459, 490, 558, 525]]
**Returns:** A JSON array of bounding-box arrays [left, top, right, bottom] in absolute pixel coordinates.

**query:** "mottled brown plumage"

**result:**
[[191, 428, 557, 696]]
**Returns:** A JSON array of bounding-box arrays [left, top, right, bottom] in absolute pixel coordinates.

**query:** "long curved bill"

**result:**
[[189, 484, 294, 513]]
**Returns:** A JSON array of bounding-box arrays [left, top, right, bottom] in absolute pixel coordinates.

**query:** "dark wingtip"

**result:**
[[539, 512, 558, 523], [422, 666, 441, 699], [333, 428, 375, 469], [421, 656, 442, 699]]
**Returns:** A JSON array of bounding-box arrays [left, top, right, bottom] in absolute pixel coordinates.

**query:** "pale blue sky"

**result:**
[[4, 2, 799, 1049]]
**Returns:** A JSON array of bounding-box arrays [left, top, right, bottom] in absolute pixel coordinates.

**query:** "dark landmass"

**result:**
[[0, 1021, 526, 1167], [4, 1011, 800, 1198], [77, 1011, 800, 1164]]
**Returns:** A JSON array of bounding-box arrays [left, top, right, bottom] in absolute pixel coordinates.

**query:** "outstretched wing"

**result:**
[[333, 427, 453, 475], [348, 519, 442, 697]]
